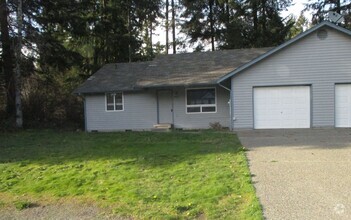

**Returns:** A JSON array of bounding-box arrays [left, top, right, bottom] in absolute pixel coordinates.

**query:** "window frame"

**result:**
[[185, 87, 217, 114], [105, 92, 124, 112]]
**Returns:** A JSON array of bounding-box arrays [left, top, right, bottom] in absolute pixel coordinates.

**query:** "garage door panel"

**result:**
[[254, 86, 310, 129], [335, 84, 351, 127]]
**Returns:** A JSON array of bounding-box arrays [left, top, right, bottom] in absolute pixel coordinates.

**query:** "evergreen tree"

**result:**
[[239, 0, 293, 47], [286, 13, 309, 39], [0, 0, 164, 126], [180, 0, 292, 50], [180, 0, 223, 51], [0, 0, 15, 116]]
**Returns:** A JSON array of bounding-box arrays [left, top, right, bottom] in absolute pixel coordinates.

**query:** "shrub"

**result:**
[[209, 122, 223, 130]]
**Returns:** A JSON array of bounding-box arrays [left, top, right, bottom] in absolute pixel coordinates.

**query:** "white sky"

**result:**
[[155, 0, 311, 53], [282, 0, 310, 18]]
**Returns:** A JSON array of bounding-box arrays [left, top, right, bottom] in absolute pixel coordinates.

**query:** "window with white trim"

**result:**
[[106, 92, 123, 111], [186, 88, 216, 113]]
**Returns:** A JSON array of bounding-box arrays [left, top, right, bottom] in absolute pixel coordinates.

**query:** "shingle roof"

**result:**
[[74, 48, 271, 94]]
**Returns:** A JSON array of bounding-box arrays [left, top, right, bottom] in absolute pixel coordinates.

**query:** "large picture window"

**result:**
[[106, 92, 123, 111], [186, 88, 216, 113]]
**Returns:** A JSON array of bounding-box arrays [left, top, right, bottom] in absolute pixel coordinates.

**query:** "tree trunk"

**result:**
[[0, 0, 15, 116], [336, 0, 341, 13], [225, 0, 230, 26], [261, 0, 266, 33], [165, 0, 169, 54], [149, 16, 153, 56], [252, 0, 258, 33], [15, 0, 23, 128], [171, 0, 176, 54], [209, 0, 215, 51], [128, 2, 132, 62]]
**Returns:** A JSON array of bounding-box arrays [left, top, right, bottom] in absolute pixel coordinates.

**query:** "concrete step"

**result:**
[[153, 123, 172, 129]]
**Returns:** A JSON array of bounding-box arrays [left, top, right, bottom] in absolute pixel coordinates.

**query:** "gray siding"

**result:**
[[173, 86, 230, 129], [85, 86, 230, 131], [231, 27, 351, 129], [85, 91, 158, 131]]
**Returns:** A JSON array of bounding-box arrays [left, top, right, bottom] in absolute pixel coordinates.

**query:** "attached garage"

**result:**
[[217, 21, 351, 130], [335, 84, 351, 127], [254, 86, 310, 129]]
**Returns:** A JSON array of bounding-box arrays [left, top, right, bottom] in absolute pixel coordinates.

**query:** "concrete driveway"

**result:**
[[237, 129, 351, 220]]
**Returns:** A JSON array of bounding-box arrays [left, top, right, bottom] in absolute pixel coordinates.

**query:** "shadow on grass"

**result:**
[[0, 130, 242, 167]]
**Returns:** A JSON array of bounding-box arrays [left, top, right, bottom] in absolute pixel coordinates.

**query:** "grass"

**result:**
[[0, 130, 262, 219]]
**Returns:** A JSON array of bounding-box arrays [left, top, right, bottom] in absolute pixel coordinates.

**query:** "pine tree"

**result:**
[[171, 0, 176, 53], [0, 0, 15, 116], [165, 0, 169, 54], [15, 0, 23, 128], [180, 0, 292, 50]]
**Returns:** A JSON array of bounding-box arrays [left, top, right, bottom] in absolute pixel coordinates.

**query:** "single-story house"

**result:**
[[74, 21, 351, 131]]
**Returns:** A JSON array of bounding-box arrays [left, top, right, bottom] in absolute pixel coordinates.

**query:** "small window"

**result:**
[[106, 92, 123, 111], [186, 88, 216, 113]]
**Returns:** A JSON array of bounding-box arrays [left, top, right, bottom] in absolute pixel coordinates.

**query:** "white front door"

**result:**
[[254, 86, 311, 129], [335, 84, 351, 127], [157, 90, 173, 124]]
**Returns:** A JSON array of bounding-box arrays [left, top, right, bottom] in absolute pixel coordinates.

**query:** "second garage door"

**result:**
[[254, 86, 311, 129], [335, 84, 351, 127]]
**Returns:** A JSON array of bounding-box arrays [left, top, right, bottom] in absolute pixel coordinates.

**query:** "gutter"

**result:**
[[218, 82, 233, 131]]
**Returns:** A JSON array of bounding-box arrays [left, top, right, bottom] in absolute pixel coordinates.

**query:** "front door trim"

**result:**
[[156, 89, 174, 125]]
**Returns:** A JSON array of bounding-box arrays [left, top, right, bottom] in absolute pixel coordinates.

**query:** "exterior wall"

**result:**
[[84, 86, 230, 131], [173, 86, 230, 129], [85, 90, 157, 131], [231, 27, 351, 129]]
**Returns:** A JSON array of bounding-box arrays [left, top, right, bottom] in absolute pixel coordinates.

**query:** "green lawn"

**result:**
[[0, 130, 262, 219]]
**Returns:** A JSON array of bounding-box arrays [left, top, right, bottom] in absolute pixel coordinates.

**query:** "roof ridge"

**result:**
[[154, 47, 273, 59]]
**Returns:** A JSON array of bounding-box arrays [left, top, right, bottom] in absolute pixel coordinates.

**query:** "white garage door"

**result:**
[[335, 84, 351, 127], [254, 86, 310, 129]]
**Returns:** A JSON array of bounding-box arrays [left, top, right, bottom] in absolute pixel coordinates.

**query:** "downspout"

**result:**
[[218, 82, 233, 131], [171, 89, 175, 129], [81, 95, 87, 132], [156, 90, 159, 124], [84, 97, 87, 132]]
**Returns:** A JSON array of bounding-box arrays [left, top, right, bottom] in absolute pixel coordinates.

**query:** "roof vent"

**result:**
[[317, 29, 328, 40]]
